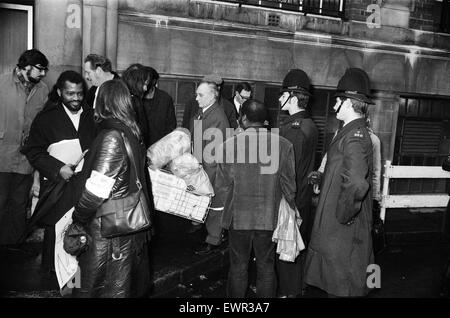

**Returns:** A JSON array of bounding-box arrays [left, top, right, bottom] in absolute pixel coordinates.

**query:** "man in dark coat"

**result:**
[[276, 69, 318, 297], [182, 74, 238, 129], [189, 79, 230, 255], [142, 66, 177, 147], [304, 68, 375, 297], [21, 70, 97, 272]]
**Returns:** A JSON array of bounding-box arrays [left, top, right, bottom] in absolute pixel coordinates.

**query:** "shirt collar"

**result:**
[[202, 102, 215, 114], [62, 103, 83, 117]]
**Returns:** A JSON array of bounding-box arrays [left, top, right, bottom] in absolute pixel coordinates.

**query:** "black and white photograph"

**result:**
[[0, 0, 450, 302]]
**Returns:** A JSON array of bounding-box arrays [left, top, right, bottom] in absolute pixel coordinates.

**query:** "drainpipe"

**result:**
[[106, 0, 118, 70], [82, 0, 118, 70]]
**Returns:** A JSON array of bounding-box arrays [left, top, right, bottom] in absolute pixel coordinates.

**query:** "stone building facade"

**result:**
[[1, 0, 449, 195]]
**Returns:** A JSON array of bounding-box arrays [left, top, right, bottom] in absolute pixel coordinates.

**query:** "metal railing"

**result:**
[[214, 0, 346, 19]]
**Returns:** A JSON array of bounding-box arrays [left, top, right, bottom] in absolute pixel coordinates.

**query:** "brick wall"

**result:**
[[346, 0, 379, 22], [346, 0, 442, 32]]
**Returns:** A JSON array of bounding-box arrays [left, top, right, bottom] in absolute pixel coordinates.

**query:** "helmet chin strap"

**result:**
[[335, 99, 344, 114], [280, 94, 291, 110]]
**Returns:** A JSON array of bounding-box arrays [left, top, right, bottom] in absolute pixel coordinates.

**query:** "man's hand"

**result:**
[[307, 171, 322, 186], [30, 182, 40, 197], [59, 164, 74, 181]]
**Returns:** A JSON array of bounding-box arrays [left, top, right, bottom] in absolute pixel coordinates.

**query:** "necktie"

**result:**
[[197, 109, 203, 120]]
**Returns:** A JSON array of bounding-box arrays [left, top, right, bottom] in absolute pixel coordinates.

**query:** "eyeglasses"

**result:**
[[33, 64, 49, 72], [238, 92, 251, 100]]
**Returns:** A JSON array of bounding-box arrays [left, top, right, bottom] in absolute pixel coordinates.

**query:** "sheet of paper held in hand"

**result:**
[[54, 207, 78, 289], [47, 139, 85, 173]]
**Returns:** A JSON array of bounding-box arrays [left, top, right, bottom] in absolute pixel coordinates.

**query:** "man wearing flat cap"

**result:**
[[304, 68, 375, 297], [182, 74, 238, 130], [276, 69, 318, 297]]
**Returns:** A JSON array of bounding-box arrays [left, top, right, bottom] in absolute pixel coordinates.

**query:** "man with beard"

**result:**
[[0, 49, 49, 246], [21, 70, 97, 273]]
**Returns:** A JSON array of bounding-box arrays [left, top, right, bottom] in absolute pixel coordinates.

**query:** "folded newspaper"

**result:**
[[148, 168, 211, 223], [54, 207, 79, 289], [272, 197, 305, 262]]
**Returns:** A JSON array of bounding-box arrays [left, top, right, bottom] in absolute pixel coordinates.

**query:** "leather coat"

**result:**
[[72, 120, 151, 298]]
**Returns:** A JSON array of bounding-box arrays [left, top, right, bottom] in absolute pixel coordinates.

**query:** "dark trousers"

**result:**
[[276, 204, 311, 297], [205, 209, 223, 246], [42, 226, 56, 271], [276, 251, 306, 297], [227, 229, 276, 298], [0, 172, 32, 245]]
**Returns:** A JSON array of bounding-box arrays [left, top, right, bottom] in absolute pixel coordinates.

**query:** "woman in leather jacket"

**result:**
[[71, 79, 153, 298]]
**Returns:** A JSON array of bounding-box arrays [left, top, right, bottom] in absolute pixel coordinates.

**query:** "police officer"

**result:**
[[304, 68, 375, 297], [277, 69, 319, 297]]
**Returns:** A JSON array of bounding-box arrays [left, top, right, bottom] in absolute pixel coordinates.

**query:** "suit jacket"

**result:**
[[189, 101, 230, 208], [228, 96, 240, 120], [215, 127, 296, 231], [182, 95, 238, 129], [85, 72, 120, 109]]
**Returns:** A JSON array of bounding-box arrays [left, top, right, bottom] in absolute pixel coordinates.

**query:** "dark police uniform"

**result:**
[[279, 111, 318, 241], [277, 110, 318, 297], [304, 117, 374, 297]]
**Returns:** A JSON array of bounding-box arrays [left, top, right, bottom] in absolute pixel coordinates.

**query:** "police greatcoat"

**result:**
[[279, 110, 318, 243], [304, 117, 374, 297]]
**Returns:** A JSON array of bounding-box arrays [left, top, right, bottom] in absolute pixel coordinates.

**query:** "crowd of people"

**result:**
[[0, 48, 385, 298]]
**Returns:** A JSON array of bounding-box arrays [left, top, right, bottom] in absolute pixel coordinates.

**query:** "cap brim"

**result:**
[[279, 87, 312, 96], [334, 92, 374, 104]]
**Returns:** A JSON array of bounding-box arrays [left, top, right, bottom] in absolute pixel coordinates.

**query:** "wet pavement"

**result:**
[[0, 212, 229, 298], [160, 241, 450, 298], [0, 208, 449, 298]]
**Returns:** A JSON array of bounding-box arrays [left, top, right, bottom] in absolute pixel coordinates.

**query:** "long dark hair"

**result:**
[[121, 63, 149, 98], [94, 79, 141, 139]]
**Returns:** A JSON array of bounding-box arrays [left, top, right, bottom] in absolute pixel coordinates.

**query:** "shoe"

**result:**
[[186, 223, 203, 234], [194, 243, 219, 256]]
